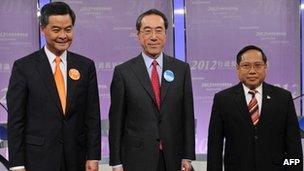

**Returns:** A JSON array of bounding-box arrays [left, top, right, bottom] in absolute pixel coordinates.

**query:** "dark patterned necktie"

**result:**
[[151, 60, 161, 110], [248, 90, 259, 125]]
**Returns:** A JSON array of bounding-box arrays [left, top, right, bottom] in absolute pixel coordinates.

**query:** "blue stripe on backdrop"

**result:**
[[173, 0, 186, 62], [301, 0, 304, 116]]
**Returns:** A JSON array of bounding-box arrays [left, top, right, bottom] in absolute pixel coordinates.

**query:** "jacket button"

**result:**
[[57, 138, 64, 144], [254, 135, 258, 140]]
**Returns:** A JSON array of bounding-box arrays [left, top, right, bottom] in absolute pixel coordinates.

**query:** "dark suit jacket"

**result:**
[[109, 54, 196, 171], [207, 82, 303, 171], [7, 48, 101, 171]]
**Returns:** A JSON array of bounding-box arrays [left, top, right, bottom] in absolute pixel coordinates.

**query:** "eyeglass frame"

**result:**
[[238, 62, 267, 71], [139, 26, 166, 37]]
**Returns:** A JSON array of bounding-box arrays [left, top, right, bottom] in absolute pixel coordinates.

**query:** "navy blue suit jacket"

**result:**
[[208, 82, 303, 171], [7, 49, 101, 171]]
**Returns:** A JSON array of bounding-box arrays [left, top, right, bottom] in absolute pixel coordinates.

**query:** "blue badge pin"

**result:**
[[163, 70, 174, 82]]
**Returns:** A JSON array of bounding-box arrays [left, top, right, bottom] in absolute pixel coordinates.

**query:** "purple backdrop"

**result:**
[[186, 0, 301, 154], [0, 0, 300, 160], [0, 0, 39, 159]]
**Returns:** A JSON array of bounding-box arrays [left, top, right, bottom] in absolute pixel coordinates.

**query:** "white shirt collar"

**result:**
[[242, 83, 263, 95], [44, 46, 67, 64], [142, 52, 163, 69]]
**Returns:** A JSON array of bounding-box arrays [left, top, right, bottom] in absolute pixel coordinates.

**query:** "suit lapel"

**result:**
[[129, 55, 156, 105], [160, 55, 171, 105], [258, 82, 274, 126], [233, 83, 253, 125], [66, 52, 79, 116], [35, 49, 62, 113]]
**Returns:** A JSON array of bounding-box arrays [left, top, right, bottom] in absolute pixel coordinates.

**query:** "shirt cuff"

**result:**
[[182, 159, 192, 162], [10, 166, 25, 170], [112, 164, 123, 168]]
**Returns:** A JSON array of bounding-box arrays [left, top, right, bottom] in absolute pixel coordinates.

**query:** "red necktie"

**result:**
[[248, 90, 259, 125], [151, 60, 163, 150], [151, 60, 161, 110]]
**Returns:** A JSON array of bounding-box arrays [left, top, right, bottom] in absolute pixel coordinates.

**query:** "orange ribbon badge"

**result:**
[[68, 68, 80, 80]]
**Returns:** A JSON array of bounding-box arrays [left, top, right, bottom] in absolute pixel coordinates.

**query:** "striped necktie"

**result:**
[[248, 90, 259, 125]]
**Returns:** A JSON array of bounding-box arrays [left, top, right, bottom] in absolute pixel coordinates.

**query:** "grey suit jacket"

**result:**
[[109, 54, 195, 171]]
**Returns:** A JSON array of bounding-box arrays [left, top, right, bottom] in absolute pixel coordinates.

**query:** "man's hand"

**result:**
[[86, 160, 98, 171], [112, 166, 124, 171], [181, 159, 192, 171]]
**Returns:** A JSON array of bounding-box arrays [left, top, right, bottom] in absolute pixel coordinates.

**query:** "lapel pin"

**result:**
[[266, 95, 271, 99], [163, 70, 174, 82], [69, 68, 80, 80]]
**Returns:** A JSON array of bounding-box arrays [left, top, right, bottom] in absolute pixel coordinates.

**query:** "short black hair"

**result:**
[[236, 45, 267, 65], [136, 9, 168, 32], [40, 1, 76, 27]]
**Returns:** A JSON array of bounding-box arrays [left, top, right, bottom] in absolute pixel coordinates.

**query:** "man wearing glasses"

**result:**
[[207, 45, 303, 171], [109, 9, 195, 171]]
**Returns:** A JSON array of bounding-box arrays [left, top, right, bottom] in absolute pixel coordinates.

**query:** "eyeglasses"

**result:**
[[239, 63, 266, 70], [140, 28, 165, 37]]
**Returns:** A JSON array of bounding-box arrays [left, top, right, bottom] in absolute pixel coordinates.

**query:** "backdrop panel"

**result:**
[[186, 0, 301, 154], [0, 0, 39, 159]]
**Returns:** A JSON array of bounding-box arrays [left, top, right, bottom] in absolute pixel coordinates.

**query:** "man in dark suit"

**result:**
[[207, 45, 303, 171], [108, 9, 195, 171], [6, 2, 101, 171]]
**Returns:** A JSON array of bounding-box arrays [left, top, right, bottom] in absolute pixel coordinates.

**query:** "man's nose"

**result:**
[[150, 35, 157, 41], [248, 68, 257, 74], [150, 31, 158, 40], [58, 31, 67, 39]]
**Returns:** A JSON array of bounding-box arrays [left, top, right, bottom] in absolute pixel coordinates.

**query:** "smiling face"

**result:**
[[137, 14, 166, 58], [237, 49, 267, 89], [41, 14, 73, 56]]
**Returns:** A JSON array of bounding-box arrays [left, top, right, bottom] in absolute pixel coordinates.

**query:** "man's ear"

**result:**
[[236, 64, 241, 75], [40, 26, 45, 36], [236, 64, 240, 70]]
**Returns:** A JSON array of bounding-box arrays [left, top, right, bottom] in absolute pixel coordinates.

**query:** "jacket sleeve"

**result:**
[[285, 92, 303, 171], [108, 66, 126, 166], [7, 61, 28, 167], [207, 93, 224, 171], [183, 63, 196, 160], [85, 61, 101, 160]]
